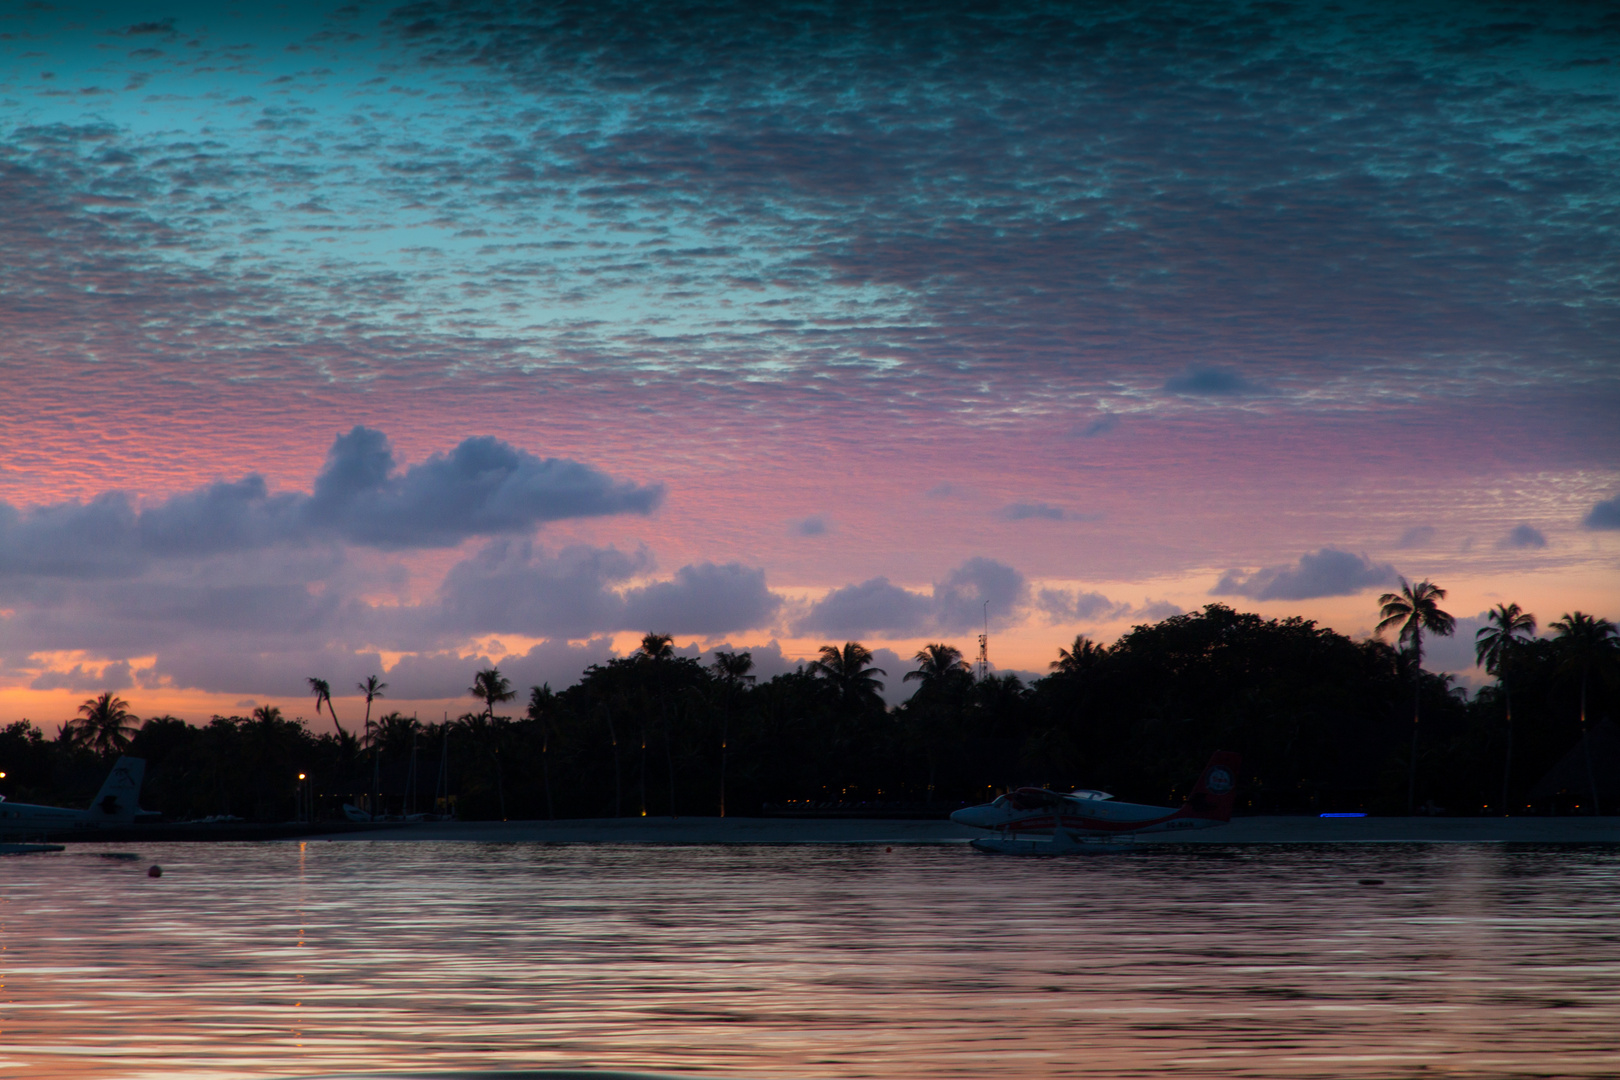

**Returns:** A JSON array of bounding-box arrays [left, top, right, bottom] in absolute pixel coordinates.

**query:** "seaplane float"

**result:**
[[949, 751, 1240, 855]]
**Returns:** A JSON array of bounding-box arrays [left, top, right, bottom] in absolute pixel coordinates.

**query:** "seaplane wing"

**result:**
[[950, 751, 1240, 854], [0, 756, 150, 836]]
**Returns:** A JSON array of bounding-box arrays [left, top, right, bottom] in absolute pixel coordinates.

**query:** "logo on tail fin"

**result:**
[[1206, 767, 1233, 794]]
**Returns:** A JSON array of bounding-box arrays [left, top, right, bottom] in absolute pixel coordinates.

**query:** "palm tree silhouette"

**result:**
[[358, 675, 387, 820], [307, 677, 348, 740], [469, 667, 516, 720], [638, 633, 679, 817], [1376, 578, 1456, 814], [528, 683, 557, 820], [468, 667, 516, 818], [1051, 634, 1107, 673], [710, 650, 755, 817], [1475, 603, 1536, 814], [66, 692, 137, 756], [904, 644, 970, 804], [905, 643, 970, 688], [809, 642, 887, 713], [1549, 612, 1618, 815]]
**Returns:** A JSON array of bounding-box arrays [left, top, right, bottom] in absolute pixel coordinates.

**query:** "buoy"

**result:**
[[147, 865, 162, 878], [886, 847, 892, 853], [1358, 878, 1383, 886]]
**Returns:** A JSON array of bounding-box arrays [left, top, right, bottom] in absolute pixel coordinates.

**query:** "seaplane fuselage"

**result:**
[[950, 752, 1240, 853]]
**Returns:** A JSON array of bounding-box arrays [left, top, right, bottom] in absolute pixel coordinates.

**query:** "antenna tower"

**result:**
[[976, 601, 989, 681]]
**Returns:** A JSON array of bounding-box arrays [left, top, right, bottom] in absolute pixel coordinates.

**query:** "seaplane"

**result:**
[[950, 751, 1240, 855], [0, 756, 153, 851]]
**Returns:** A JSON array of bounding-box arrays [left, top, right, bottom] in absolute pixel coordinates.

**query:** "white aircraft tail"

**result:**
[[86, 757, 146, 825]]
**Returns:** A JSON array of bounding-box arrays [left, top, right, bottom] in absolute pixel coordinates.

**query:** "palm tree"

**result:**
[[1549, 612, 1619, 815], [469, 667, 516, 720], [904, 644, 971, 804], [809, 642, 887, 713], [1475, 603, 1536, 814], [1376, 578, 1456, 814], [66, 692, 137, 755], [528, 683, 557, 820], [638, 633, 678, 817], [468, 667, 516, 819], [905, 643, 970, 688], [307, 677, 348, 740], [710, 650, 755, 817], [358, 675, 387, 821], [358, 676, 387, 745], [1051, 634, 1108, 673]]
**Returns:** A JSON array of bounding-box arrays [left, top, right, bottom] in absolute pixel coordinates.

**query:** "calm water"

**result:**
[[2, 842, 1618, 1079]]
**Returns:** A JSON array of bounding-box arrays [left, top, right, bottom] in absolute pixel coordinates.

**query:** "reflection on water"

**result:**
[[1, 842, 1617, 1078]]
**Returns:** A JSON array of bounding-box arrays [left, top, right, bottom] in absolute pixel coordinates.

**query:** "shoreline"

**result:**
[[52, 815, 1620, 845], [312, 814, 1620, 845]]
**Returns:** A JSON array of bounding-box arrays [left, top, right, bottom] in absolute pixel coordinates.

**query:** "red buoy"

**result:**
[[147, 865, 162, 878]]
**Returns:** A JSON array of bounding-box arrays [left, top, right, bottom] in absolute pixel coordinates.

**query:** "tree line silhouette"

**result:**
[[4, 594, 1615, 823]]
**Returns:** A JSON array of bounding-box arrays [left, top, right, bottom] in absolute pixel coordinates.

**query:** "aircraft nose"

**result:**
[[949, 807, 978, 826]]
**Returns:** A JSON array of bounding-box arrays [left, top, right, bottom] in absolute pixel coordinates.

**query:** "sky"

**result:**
[[1, 0, 1617, 731]]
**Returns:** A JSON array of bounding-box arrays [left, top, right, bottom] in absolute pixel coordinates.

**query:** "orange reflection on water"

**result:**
[[0, 843, 1617, 1078]]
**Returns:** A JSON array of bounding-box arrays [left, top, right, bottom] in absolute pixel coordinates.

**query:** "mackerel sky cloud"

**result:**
[[0, 0, 1616, 722]]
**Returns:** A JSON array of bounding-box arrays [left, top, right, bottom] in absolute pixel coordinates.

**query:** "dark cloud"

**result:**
[[1037, 589, 1123, 623], [148, 644, 386, 701], [308, 427, 664, 549], [0, 428, 662, 584], [1000, 502, 1065, 522], [30, 660, 133, 693], [622, 562, 781, 636], [1396, 525, 1436, 548], [433, 541, 648, 639], [1036, 589, 1181, 624], [1076, 414, 1119, 438], [1583, 495, 1620, 530], [792, 515, 828, 536], [796, 577, 934, 637], [796, 557, 1026, 637], [0, 493, 145, 581], [1498, 524, 1547, 550], [432, 542, 779, 638], [1163, 368, 1260, 397], [1212, 549, 1397, 601], [933, 558, 1027, 632]]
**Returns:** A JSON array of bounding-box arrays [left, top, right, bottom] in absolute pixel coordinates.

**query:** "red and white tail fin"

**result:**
[[1175, 751, 1241, 822]]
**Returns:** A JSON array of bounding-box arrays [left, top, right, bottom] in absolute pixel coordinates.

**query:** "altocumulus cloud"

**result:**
[[1212, 548, 1397, 601]]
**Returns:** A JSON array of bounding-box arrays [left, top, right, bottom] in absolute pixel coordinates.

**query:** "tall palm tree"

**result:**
[[468, 667, 516, 819], [528, 683, 557, 820], [1549, 612, 1618, 816], [905, 643, 970, 688], [1475, 603, 1536, 814], [809, 642, 887, 713], [307, 677, 348, 740], [710, 650, 755, 818], [1376, 578, 1456, 814], [1051, 634, 1108, 673], [638, 633, 678, 817], [904, 644, 970, 804], [66, 692, 137, 755], [358, 675, 388, 820], [469, 667, 516, 720]]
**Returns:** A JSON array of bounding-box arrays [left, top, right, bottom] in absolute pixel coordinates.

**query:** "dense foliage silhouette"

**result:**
[[3, 604, 1615, 822]]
